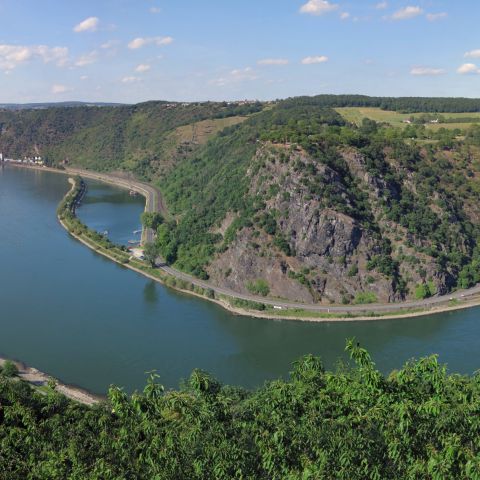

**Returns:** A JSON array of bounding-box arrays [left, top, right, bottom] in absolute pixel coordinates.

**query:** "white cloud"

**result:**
[[73, 17, 99, 33], [375, 1, 388, 9], [391, 6, 423, 20], [340, 12, 350, 20], [80, 75, 89, 80], [426, 12, 447, 22], [51, 84, 72, 94], [128, 38, 147, 50], [0, 44, 68, 71], [128, 36, 173, 50], [101, 40, 118, 49], [410, 67, 446, 76], [300, 0, 339, 16], [150, 6, 161, 14], [210, 67, 258, 87], [301, 55, 329, 64], [121, 76, 141, 83], [74, 50, 98, 67], [257, 58, 289, 66], [464, 49, 480, 59], [457, 63, 480, 75], [135, 63, 151, 72]]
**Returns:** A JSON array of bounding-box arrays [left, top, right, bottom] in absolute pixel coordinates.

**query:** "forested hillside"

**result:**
[[158, 99, 480, 303], [0, 101, 261, 175], [2, 342, 480, 479], [2, 96, 480, 303]]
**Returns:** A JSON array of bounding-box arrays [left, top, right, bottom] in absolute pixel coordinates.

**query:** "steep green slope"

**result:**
[[0, 101, 262, 175], [158, 100, 480, 303]]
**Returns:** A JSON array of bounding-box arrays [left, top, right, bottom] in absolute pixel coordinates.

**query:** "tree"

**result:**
[[141, 212, 164, 231], [143, 242, 159, 267]]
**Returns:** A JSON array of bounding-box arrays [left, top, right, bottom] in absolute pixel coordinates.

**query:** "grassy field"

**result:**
[[336, 107, 480, 130], [153, 115, 249, 176]]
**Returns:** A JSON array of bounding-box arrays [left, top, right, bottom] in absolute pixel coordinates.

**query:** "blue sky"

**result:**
[[0, 0, 478, 103]]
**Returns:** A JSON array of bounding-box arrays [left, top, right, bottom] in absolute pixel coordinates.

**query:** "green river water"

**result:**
[[1, 165, 480, 395]]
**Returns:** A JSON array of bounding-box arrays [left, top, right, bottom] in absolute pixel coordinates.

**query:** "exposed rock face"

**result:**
[[207, 145, 400, 304], [207, 140, 473, 304], [207, 228, 315, 303]]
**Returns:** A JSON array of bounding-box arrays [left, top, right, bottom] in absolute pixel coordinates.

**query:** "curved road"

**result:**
[[65, 168, 166, 244], [68, 167, 480, 315]]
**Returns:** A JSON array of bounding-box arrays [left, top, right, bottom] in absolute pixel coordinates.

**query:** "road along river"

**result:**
[[1, 164, 480, 396], [57, 166, 480, 320]]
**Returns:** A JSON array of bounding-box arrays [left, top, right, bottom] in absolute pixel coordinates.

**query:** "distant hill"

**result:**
[[1, 95, 480, 304], [0, 101, 127, 110]]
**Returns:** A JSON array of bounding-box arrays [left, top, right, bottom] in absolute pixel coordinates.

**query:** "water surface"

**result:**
[[77, 179, 144, 246], [1, 165, 480, 395]]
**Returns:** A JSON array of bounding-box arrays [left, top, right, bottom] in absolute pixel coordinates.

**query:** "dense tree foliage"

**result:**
[[283, 94, 480, 113], [0, 101, 259, 175], [2, 342, 480, 478]]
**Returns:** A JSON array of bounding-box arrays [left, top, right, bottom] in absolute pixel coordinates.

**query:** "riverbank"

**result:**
[[0, 356, 101, 405], [8, 162, 480, 323]]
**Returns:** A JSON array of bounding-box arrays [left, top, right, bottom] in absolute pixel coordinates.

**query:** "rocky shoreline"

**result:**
[[0, 357, 101, 405]]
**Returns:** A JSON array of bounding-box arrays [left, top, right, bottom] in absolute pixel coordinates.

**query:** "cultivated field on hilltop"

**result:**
[[336, 107, 480, 130]]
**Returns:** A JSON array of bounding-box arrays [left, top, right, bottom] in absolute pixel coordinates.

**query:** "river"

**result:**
[[1, 165, 480, 395]]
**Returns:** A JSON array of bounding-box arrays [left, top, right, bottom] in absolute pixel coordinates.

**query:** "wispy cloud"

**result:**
[[0, 44, 68, 71], [340, 12, 350, 20], [75, 50, 98, 67], [375, 1, 388, 9], [150, 7, 161, 14], [51, 84, 72, 94], [301, 55, 329, 64], [74, 17, 99, 33], [457, 63, 480, 75], [210, 67, 258, 87], [101, 40, 119, 50], [128, 36, 173, 50], [464, 49, 480, 59], [257, 58, 289, 66], [121, 76, 141, 83], [135, 63, 151, 72], [300, 0, 339, 16], [410, 67, 446, 76], [426, 12, 447, 22], [390, 6, 423, 20]]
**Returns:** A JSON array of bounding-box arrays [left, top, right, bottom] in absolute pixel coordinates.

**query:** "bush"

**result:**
[[415, 283, 432, 300], [347, 265, 359, 277], [1, 360, 19, 377], [353, 291, 377, 305], [246, 279, 270, 296]]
